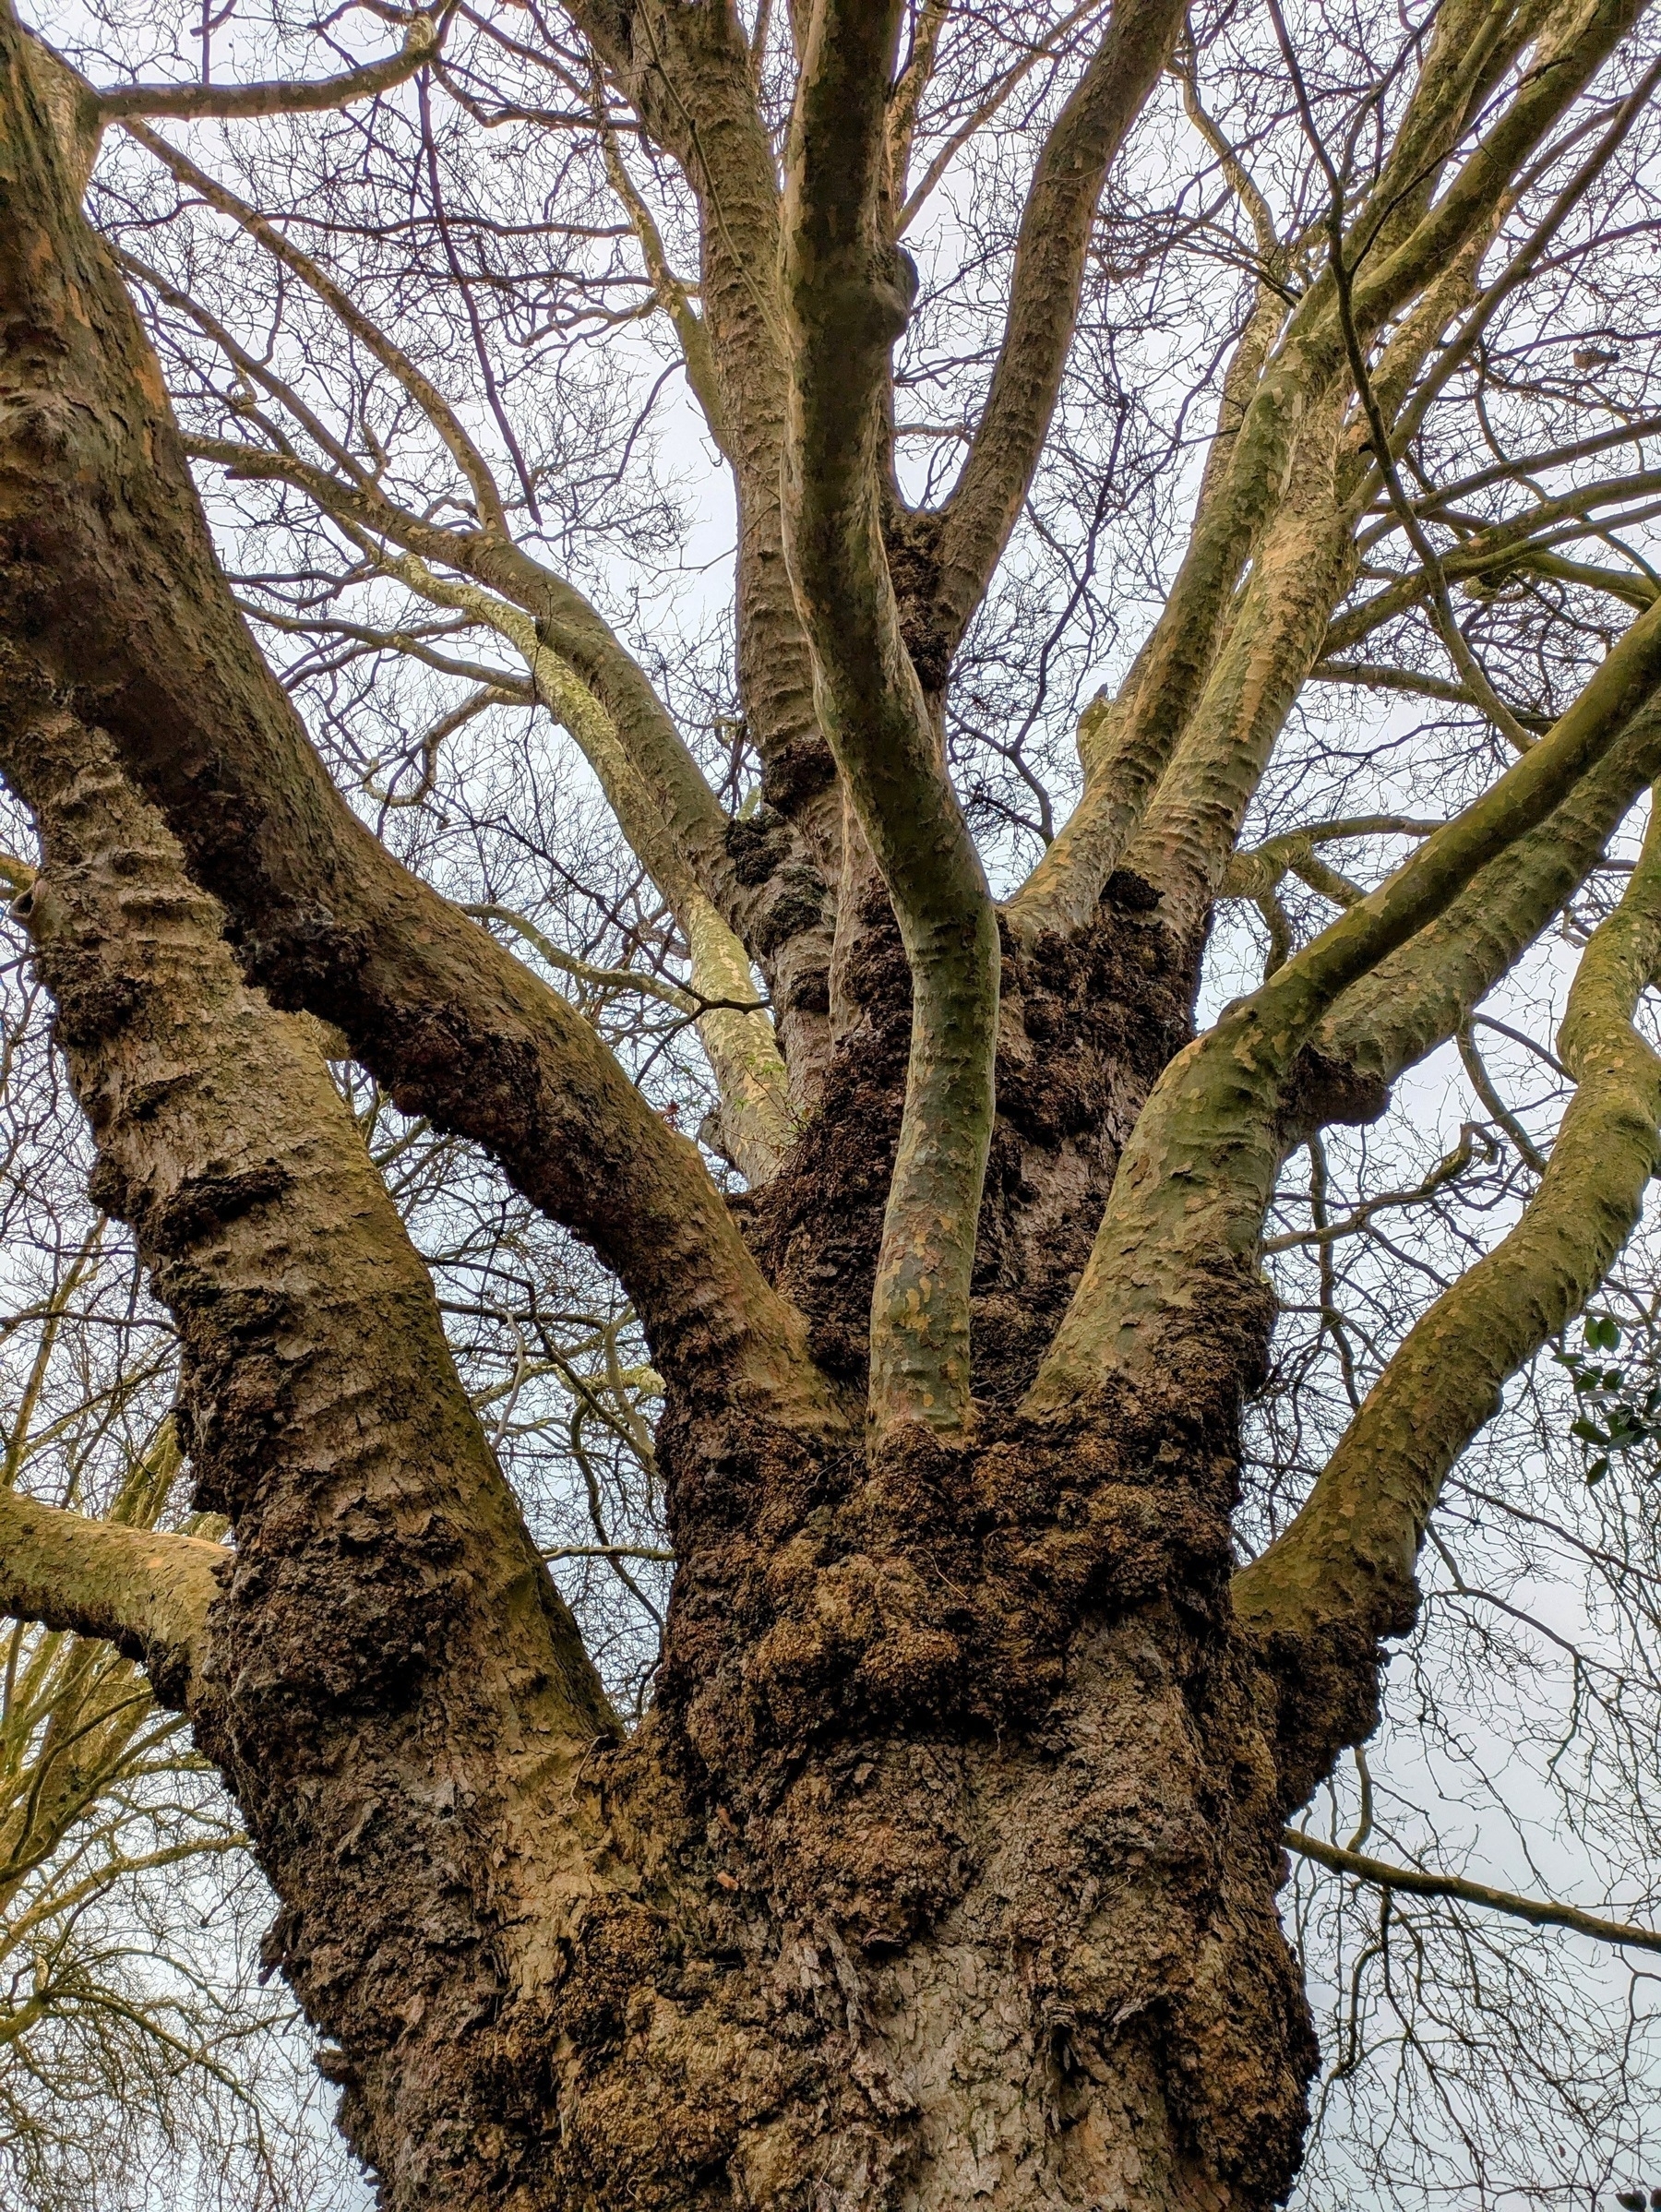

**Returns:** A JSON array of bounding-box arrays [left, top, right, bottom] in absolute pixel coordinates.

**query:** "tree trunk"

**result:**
[[558, 1584, 1312, 2212], [1, 688, 1318, 2209]]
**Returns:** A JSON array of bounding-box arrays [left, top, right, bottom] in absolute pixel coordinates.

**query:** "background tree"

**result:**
[[6, 0, 1661, 2206]]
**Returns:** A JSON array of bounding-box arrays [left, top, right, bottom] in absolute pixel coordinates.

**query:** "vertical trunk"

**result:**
[[619, 915, 1318, 2212], [595, 1389, 1315, 2212]]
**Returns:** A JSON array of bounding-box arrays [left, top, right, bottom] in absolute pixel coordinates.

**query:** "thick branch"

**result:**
[[783, 0, 998, 1438], [583, 0, 836, 823], [0, 1489, 220, 1705], [0, 698, 640, 2193], [1234, 789, 1661, 1668], [0, 5, 833, 1421], [1123, 221, 1501, 936], [1029, 587, 1661, 1414], [1006, 277, 1288, 939], [572, 6, 844, 1106], [1010, 0, 1641, 939], [1314, 700, 1661, 1097], [1119, 386, 1356, 939]]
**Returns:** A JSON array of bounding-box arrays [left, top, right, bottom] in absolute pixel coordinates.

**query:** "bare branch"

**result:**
[[0, 15, 832, 1421], [1284, 1829, 1661, 1955], [121, 115, 511, 532], [594, 91, 729, 454], [1030, 587, 1661, 1413], [95, 11, 441, 124], [1237, 790, 1661, 1702], [783, 0, 998, 1438], [1313, 702, 1661, 1101], [0, 1491, 220, 1705], [1012, 0, 1644, 939], [927, 0, 1187, 656]]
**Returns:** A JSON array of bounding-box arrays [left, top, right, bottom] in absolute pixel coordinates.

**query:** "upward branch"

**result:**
[[1029, 587, 1661, 1414], [929, 0, 1186, 653], [783, 0, 998, 1441], [0, 0, 836, 1427], [1237, 784, 1661, 1771], [1010, 0, 1645, 939]]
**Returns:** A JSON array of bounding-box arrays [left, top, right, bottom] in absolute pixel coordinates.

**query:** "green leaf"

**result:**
[[1586, 1457, 1610, 1486], [1571, 1417, 1609, 1445]]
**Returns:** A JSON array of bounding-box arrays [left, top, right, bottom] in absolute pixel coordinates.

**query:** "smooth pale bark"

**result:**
[[782, 0, 998, 1440]]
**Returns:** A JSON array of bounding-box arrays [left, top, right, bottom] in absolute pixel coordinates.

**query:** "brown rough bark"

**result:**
[[5, 0, 1659, 2205], [3, 695, 1314, 2212]]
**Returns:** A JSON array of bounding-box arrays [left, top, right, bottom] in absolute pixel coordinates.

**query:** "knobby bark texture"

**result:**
[[5, 698, 1311, 2209], [3, 0, 1660, 2206]]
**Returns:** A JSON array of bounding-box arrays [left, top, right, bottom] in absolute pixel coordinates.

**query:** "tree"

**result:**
[[4, 0, 1661, 2202]]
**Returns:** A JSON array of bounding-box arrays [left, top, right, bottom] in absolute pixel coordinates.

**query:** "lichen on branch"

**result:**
[[1237, 783, 1661, 1675], [781, 0, 998, 1441]]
